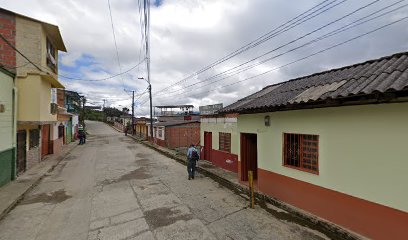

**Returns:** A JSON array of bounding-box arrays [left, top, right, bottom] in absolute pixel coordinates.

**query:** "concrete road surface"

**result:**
[[0, 121, 330, 240]]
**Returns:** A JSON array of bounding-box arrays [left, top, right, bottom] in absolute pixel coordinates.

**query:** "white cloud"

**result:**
[[2, 0, 408, 116]]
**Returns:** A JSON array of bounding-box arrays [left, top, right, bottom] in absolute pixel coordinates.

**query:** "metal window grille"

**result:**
[[58, 125, 64, 138], [29, 129, 40, 149], [283, 133, 319, 174], [219, 132, 231, 153]]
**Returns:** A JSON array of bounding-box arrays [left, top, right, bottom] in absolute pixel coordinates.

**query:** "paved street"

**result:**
[[0, 121, 330, 240]]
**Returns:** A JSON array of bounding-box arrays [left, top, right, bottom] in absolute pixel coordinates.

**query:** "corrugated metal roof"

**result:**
[[221, 51, 408, 114], [153, 120, 200, 127]]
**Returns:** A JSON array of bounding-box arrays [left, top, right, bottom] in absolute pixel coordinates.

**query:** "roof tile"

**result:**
[[221, 51, 408, 113]]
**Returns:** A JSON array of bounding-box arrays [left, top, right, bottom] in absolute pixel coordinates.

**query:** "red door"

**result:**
[[240, 133, 258, 181], [204, 132, 212, 161], [41, 124, 50, 158]]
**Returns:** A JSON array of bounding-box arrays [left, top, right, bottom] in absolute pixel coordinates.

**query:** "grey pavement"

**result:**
[[0, 141, 77, 221], [0, 121, 330, 240]]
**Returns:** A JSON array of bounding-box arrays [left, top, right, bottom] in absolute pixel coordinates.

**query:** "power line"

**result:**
[[0, 62, 30, 70], [153, 0, 348, 95], [151, 15, 408, 103], [0, 33, 43, 72], [1, 28, 147, 83], [107, 0, 129, 95], [58, 58, 146, 81], [157, 0, 407, 99], [156, 0, 385, 97]]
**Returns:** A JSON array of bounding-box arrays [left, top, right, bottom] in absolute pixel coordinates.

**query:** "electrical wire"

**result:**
[[156, 0, 407, 98], [0, 33, 43, 72], [107, 0, 130, 96], [153, 0, 348, 95], [150, 15, 408, 103], [156, 0, 385, 97], [0, 62, 31, 70], [58, 58, 146, 81]]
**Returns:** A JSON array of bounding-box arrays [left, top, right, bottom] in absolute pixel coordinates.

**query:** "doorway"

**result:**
[[16, 130, 26, 175], [240, 133, 258, 182], [41, 124, 50, 158], [204, 131, 212, 161]]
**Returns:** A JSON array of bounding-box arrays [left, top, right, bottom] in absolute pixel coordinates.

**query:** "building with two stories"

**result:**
[[0, 8, 66, 174], [219, 51, 408, 239]]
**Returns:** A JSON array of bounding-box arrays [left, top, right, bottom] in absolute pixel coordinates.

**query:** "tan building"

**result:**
[[0, 8, 66, 174]]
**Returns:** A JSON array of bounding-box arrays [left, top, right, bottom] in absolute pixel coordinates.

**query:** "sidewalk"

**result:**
[[107, 123, 360, 239], [0, 142, 77, 220]]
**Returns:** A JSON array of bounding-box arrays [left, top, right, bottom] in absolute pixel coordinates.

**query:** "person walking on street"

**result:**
[[187, 144, 200, 180]]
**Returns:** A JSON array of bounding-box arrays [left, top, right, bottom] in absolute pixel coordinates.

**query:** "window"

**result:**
[[46, 38, 57, 73], [157, 128, 163, 138], [29, 129, 40, 149], [58, 125, 64, 138], [283, 133, 319, 174], [219, 132, 231, 153]]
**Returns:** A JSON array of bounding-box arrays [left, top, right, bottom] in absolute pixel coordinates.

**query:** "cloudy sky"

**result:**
[[2, 0, 408, 115]]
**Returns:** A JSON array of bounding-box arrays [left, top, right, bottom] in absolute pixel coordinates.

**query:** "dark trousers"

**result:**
[[187, 159, 196, 178]]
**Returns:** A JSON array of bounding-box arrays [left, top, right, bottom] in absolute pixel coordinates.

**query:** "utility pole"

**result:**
[[144, 0, 154, 142], [132, 91, 135, 135]]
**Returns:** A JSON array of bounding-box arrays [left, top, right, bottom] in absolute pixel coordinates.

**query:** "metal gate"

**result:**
[[16, 130, 26, 175]]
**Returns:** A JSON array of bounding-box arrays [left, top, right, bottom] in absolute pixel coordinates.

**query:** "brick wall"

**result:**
[[0, 10, 16, 73], [52, 138, 63, 154], [15, 16, 42, 76], [26, 146, 40, 170], [57, 89, 65, 107], [165, 123, 200, 149]]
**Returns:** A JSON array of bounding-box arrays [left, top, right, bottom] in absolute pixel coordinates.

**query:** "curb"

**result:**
[[121, 130, 362, 240], [0, 143, 78, 221]]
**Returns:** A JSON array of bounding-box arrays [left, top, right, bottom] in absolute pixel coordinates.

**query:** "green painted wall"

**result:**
[[0, 70, 14, 151], [237, 102, 408, 212], [200, 118, 239, 154], [0, 69, 15, 185], [0, 148, 14, 187]]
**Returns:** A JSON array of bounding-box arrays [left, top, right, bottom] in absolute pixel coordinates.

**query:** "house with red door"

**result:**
[[219, 51, 408, 240], [200, 104, 239, 173], [0, 8, 66, 175]]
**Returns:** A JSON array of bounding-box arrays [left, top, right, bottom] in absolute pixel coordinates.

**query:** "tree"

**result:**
[[103, 107, 122, 117], [122, 107, 130, 114]]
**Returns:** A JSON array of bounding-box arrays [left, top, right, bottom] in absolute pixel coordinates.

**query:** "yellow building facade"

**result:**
[[12, 11, 66, 172]]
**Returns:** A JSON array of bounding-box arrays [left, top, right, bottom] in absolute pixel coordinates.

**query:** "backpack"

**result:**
[[191, 149, 199, 161]]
